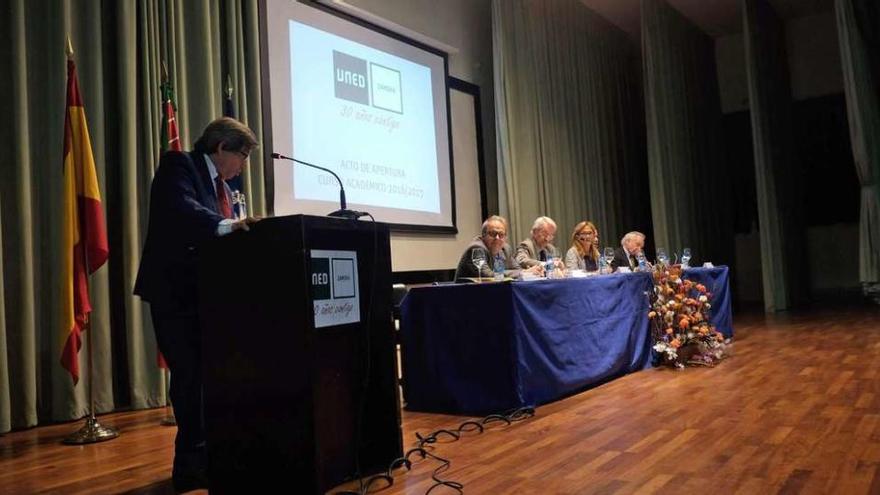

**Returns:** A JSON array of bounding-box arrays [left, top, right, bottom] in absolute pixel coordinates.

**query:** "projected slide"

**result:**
[[263, 0, 454, 230], [290, 21, 439, 213]]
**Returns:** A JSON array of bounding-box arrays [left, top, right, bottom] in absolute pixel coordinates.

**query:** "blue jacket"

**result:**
[[134, 151, 225, 309]]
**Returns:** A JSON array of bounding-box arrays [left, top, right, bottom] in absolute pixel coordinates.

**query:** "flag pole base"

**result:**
[[62, 416, 119, 444], [160, 408, 177, 427]]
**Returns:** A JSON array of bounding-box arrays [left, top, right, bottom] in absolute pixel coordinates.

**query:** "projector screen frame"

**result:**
[[258, 0, 458, 234]]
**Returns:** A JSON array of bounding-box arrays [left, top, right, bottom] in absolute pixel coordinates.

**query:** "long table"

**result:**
[[400, 266, 733, 415]]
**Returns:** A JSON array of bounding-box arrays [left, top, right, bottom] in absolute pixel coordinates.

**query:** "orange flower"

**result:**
[[696, 284, 706, 293], [665, 327, 674, 335], [675, 294, 684, 301], [679, 317, 690, 329], [693, 312, 703, 322], [648, 311, 657, 319], [670, 338, 681, 349]]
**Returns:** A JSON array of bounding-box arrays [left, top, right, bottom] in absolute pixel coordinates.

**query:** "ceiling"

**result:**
[[579, 0, 835, 39]]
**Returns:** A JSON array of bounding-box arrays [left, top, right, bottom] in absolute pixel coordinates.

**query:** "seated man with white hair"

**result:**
[[454, 215, 543, 282], [611, 231, 646, 272], [515, 216, 560, 269]]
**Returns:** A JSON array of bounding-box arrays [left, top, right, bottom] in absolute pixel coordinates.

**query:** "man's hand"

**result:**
[[231, 216, 261, 232], [526, 264, 544, 277]]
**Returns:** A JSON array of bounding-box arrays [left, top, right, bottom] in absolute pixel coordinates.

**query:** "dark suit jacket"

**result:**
[[611, 247, 638, 272], [454, 238, 520, 282], [134, 151, 225, 309]]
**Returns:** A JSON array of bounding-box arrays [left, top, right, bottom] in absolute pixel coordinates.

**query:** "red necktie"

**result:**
[[215, 176, 232, 219]]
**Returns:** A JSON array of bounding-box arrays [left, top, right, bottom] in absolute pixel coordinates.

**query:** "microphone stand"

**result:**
[[271, 153, 368, 219]]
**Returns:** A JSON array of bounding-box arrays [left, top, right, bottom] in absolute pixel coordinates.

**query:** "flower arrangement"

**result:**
[[648, 264, 726, 368]]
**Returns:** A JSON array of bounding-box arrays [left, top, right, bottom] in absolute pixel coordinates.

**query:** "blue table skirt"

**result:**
[[681, 266, 733, 338], [401, 272, 657, 414]]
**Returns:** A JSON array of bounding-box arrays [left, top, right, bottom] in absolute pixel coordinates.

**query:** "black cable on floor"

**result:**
[[336, 406, 536, 495]]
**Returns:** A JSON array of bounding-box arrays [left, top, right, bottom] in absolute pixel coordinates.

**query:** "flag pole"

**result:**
[[160, 369, 176, 426], [157, 60, 177, 428], [63, 36, 119, 444]]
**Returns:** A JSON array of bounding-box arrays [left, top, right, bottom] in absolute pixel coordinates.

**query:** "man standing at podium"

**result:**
[[134, 117, 258, 492]]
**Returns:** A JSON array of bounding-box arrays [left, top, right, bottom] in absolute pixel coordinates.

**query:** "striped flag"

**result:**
[[160, 69, 181, 153], [61, 53, 109, 384], [156, 66, 180, 370]]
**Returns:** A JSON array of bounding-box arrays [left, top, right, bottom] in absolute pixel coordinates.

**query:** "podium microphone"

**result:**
[[271, 153, 368, 219]]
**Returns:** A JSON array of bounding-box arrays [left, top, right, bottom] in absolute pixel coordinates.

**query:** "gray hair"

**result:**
[[620, 231, 646, 248], [530, 216, 557, 233], [193, 117, 259, 154], [481, 215, 508, 236]]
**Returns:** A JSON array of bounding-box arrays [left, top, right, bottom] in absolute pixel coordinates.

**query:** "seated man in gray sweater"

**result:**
[[454, 215, 543, 282]]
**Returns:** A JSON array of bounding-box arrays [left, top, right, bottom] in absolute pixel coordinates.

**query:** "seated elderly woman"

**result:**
[[564, 221, 600, 272], [454, 215, 543, 282], [515, 216, 560, 269]]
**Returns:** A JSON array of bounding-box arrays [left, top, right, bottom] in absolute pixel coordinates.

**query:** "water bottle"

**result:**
[[598, 255, 607, 274], [493, 253, 505, 281], [637, 252, 647, 272], [545, 256, 555, 279], [232, 191, 248, 221]]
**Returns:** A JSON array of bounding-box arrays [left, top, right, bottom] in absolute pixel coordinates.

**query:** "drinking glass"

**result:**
[[603, 247, 615, 272], [471, 250, 487, 282], [681, 248, 692, 268], [656, 248, 669, 266]]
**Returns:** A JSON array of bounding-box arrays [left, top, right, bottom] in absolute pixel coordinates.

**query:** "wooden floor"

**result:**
[[2, 305, 879, 494]]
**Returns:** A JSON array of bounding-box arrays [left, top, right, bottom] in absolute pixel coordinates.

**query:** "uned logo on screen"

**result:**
[[336, 69, 365, 88], [332, 50, 404, 114], [333, 50, 369, 105]]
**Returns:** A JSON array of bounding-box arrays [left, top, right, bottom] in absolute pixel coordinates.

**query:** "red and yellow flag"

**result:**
[[61, 55, 109, 384]]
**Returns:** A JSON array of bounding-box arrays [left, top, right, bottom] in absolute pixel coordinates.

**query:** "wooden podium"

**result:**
[[199, 214, 402, 494]]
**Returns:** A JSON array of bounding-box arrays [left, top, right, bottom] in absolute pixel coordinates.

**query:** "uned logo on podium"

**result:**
[[310, 250, 360, 329]]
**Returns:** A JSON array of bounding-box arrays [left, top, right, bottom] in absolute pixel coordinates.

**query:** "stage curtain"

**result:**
[[492, 0, 651, 248], [0, 0, 264, 433], [836, 0, 880, 294], [742, 0, 807, 312], [640, 0, 733, 267]]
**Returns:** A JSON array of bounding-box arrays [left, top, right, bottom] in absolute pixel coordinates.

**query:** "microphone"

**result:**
[[271, 153, 368, 219]]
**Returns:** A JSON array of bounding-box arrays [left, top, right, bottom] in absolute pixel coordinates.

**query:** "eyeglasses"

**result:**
[[234, 150, 249, 159], [485, 231, 507, 239]]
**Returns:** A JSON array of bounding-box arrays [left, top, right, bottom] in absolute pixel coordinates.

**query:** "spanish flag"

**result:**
[[61, 52, 109, 384]]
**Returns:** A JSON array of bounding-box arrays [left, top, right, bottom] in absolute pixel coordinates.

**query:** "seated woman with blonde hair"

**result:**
[[564, 221, 600, 272]]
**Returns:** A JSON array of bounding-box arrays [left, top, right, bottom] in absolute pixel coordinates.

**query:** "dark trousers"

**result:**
[[150, 304, 207, 492]]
